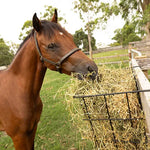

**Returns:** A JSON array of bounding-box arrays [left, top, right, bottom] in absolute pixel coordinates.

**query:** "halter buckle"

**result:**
[[40, 56, 44, 62], [56, 64, 62, 74]]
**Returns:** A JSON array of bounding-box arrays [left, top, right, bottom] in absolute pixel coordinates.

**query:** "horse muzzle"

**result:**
[[74, 61, 98, 80]]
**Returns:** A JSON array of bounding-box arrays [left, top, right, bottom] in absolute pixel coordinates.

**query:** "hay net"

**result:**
[[65, 66, 149, 149]]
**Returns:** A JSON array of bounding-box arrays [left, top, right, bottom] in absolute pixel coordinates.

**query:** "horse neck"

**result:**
[[9, 37, 47, 97]]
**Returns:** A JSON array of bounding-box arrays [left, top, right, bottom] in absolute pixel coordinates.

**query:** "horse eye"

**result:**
[[47, 43, 56, 49]]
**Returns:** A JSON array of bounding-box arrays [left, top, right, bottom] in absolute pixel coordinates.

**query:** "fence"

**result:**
[[92, 39, 150, 55], [73, 44, 150, 149], [129, 47, 150, 79], [74, 89, 150, 149], [0, 66, 7, 70], [130, 49, 150, 141], [93, 45, 126, 54], [129, 40, 150, 48]]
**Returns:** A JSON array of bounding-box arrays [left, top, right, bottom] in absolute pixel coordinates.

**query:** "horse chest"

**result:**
[[21, 98, 43, 133], [20, 97, 43, 122]]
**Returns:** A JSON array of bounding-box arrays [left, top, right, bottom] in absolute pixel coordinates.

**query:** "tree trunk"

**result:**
[[88, 31, 93, 60], [140, 0, 150, 40], [145, 22, 150, 40]]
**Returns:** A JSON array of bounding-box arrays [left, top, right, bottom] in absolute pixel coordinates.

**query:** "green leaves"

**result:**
[[19, 20, 32, 41], [74, 0, 101, 31], [73, 28, 96, 51], [112, 22, 142, 46], [0, 38, 14, 66], [74, 0, 150, 42], [19, 5, 66, 41]]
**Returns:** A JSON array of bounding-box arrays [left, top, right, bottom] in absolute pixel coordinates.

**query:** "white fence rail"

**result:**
[[131, 58, 150, 137], [0, 66, 7, 70], [129, 49, 142, 58]]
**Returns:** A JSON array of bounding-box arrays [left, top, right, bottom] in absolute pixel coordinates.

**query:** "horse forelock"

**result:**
[[41, 20, 72, 39]]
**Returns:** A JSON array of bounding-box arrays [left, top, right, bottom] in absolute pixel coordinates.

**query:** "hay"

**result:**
[[66, 66, 149, 149]]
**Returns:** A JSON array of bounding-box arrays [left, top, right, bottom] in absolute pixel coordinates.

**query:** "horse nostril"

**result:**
[[87, 65, 98, 80], [88, 66, 94, 73]]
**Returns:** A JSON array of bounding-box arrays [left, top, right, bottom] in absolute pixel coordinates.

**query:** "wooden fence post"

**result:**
[[128, 44, 132, 60], [135, 56, 149, 79]]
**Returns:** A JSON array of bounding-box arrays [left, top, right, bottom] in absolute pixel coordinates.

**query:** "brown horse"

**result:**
[[0, 10, 98, 150]]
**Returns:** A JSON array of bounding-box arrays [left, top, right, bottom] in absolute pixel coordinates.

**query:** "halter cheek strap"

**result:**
[[34, 32, 81, 73]]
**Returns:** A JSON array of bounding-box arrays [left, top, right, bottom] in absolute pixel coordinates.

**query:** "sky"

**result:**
[[0, 0, 124, 47]]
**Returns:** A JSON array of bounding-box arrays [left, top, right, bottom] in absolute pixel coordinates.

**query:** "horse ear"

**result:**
[[51, 9, 58, 23], [32, 13, 42, 32]]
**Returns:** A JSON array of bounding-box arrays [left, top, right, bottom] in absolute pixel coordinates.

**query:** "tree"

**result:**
[[74, 0, 101, 59], [19, 20, 32, 41], [73, 28, 96, 51], [99, 0, 150, 40], [112, 22, 142, 46], [19, 5, 66, 41], [0, 38, 14, 66], [40, 5, 65, 22]]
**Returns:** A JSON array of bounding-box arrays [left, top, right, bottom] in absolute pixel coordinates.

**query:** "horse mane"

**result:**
[[16, 30, 34, 54], [16, 20, 72, 55]]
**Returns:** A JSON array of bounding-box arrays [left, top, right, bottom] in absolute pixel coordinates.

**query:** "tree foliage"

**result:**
[[112, 22, 142, 46], [74, 0, 101, 32], [73, 28, 96, 51], [19, 20, 32, 41], [74, 0, 101, 59], [0, 38, 14, 66], [99, 0, 150, 39], [19, 5, 66, 41]]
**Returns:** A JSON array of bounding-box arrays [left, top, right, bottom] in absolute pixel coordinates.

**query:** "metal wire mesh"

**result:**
[[74, 89, 150, 149]]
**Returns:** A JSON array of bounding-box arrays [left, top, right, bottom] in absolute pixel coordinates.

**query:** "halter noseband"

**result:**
[[34, 32, 81, 73]]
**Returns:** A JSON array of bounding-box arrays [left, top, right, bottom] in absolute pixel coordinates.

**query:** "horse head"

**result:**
[[32, 9, 98, 80]]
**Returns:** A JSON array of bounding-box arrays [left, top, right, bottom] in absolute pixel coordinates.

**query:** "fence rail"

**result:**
[[93, 45, 126, 54], [131, 59, 150, 135], [93, 54, 128, 60], [129, 47, 150, 79], [74, 88, 149, 148], [98, 60, 129, 65], [0, 66, 7, 70]]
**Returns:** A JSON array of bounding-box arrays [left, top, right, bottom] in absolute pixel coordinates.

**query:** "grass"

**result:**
[[93, 49, 128, 57], [93, 49, 129, 68], [34, 70, 86, 150], [0, 70, 93, 150], [93, 49, 129, 64], [0, 48, 148, 149]]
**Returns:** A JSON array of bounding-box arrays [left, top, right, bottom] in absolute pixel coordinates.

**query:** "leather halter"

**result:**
[[34, 32, 81, 73]]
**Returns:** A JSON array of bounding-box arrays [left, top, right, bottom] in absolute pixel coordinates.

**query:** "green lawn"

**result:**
[[93, 49, 128, 57], [93, 49, 129, 68], [93, 49, 129, 63], [0, 49, 143, 149], [0, 70, 93, 150], [35, 70, 93, 150]]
